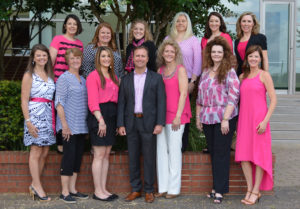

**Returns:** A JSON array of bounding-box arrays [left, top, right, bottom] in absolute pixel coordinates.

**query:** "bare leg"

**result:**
[[69, 173, 78, 194], [92, 146, 109, 199], [61, 176, 70, 196], [247, 165, 264, 203], [102, 146, 112, 196], [29, 146, 47, 197], [39, 146, 49, 176], [241, 161, 253, 200]]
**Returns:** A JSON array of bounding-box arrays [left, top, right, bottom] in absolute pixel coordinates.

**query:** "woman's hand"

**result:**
[[62, 124, 72, 141], [98, 119, 107, 137], [196, 118, 203, 131], [172, 116, 181, 131], [256, 120, 267, 134], [221, 120, 229, 135], [26, 122, 39, 138]]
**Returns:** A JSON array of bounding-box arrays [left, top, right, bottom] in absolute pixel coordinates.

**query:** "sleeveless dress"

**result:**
[[235, 71, 273, 190], [23, 74, 56, 146]]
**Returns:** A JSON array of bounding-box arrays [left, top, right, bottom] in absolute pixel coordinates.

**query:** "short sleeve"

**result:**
[[191, 36, 202, 76], [260, 34, 267, 50], [86, 72, 100, 113], [50, 35, 60, 50]]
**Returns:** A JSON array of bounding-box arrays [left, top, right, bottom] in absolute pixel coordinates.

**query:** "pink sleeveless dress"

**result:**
[[235, 71, 273, 190], [159, 65, 192, 124]]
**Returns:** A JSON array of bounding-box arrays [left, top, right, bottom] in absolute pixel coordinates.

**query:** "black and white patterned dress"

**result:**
[[23, 74, 56, 146]]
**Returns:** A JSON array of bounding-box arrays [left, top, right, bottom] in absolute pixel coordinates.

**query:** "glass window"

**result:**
[[297, 0, 300, 23], [296, 60, 300, 91], [221, 0, 260, 24], [296, 26, 300, 58]]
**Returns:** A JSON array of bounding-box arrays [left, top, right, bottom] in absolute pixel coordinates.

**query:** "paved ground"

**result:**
[[1, 140, 300, 209]]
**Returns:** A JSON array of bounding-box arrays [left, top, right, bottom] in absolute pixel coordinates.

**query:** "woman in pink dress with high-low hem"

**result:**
[[235, 45, 277, 205]]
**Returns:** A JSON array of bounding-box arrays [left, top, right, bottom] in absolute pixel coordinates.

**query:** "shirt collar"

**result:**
[[134, 68, 148, 75]]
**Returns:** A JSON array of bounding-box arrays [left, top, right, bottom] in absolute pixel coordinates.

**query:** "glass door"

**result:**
[[262, 1, 294, 93]]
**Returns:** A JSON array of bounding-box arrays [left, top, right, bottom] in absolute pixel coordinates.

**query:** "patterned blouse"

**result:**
[[196, 68, 240, 124], [81, 44, 124, 79]]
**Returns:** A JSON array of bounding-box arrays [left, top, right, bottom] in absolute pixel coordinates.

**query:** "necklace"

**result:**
[[162, 66, 176, 79]]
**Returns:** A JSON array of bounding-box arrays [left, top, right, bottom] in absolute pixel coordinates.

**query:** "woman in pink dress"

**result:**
[[235, 45, 277, 205]]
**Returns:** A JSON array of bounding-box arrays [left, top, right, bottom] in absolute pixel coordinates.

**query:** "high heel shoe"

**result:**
[[241, 191, 252, 203], [243, 192, 261, 205], [29, 185, 51, 201]]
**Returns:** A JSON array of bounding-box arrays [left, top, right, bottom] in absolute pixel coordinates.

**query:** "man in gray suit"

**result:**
[[117, 45, 166, 203]]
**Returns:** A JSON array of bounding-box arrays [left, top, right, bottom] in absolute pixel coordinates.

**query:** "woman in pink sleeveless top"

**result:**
[[155, 39, 191, 199], [235, 45, 277, 205]]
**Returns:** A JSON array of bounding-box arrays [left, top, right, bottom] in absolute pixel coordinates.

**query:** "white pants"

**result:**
[[156, 124, 185, 195]]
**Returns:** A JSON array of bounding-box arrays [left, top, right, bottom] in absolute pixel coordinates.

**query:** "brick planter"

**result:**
[[0, 151, 274, 194]]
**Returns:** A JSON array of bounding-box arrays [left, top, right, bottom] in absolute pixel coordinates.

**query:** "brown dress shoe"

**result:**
[[154, 192, 167, 198], [125, 192, 141, 202], [165, 194, 179, 199], [145, 193, 155, 203]]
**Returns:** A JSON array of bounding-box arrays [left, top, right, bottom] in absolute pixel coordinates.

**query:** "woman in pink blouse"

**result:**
[[167, 11, 202, 152], [155, 39, 191, 199], [201, 12, 233, 51], [86, 46, 119, 202], [196, 36, 239, 204]]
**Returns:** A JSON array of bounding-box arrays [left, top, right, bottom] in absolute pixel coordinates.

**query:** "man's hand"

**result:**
[[118, 126, 126, 136], [153, 125, 163, 135]]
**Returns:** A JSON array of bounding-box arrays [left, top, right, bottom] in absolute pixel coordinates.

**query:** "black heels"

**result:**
[[29, 185, 51, 201]]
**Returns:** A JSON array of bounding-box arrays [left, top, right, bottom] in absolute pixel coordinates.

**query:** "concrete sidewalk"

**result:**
[[1, 141, 299, 209]]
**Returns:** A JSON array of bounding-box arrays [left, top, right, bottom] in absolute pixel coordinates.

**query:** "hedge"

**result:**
[[0, 80, 206, 151]]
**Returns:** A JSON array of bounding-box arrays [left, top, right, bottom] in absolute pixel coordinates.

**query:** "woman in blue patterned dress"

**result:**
[[21, 44, 55, 201]]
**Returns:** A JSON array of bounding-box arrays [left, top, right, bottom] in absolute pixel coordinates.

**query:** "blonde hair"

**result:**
[[169, 12, 193, 40], [64, 48, 82, 65], [128, 19, 153, 43], [236, 12, 260, 39], [156, 39, 183, 68]]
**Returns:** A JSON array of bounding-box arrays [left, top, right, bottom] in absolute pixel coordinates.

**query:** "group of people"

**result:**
[[21, 10, 276, 205]]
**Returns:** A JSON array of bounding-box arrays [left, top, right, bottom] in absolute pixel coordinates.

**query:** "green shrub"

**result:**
[[0, 80, 27, 151]]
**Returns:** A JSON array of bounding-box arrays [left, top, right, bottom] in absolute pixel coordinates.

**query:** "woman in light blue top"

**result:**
[[55, 48, 89, 203]]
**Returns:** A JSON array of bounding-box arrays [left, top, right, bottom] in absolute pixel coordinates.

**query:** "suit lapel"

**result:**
[[129, 72, 135, 99], [143, 70, 152, 98]]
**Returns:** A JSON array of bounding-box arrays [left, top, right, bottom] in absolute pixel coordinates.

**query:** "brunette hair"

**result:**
[[64, 48, 83, 65], [204, 12, 227, 39], [128, 19, 153, 43], [62, 14, 83, 35], [202, 36, 232, 84], [242, 45, 264, 79], [95, 46, 119, 89], [91, 22, 117, 51], [169, 12, 193, 40], [26, 44, 54, 79], [156, 39, 182, 67], [133, 45, 149, 57], [236, 12, 260, 39]]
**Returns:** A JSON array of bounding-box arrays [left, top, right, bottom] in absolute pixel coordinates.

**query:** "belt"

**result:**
[[134, 113, 143, 118]]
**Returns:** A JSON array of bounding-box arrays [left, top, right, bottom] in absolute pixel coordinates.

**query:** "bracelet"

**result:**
[[222, 118, 229, 121], [25, 119, 30, 123], [98, 116, 103, 123]]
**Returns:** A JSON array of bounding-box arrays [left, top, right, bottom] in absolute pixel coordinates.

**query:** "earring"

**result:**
[[246, 62, 249, 67], [32, 61, 35, 65]]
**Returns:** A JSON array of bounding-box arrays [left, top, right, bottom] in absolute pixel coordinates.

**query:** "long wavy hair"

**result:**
[[242, 45, 264, 79], [26, 44, 54, 79], [204, 12, 227, 39], [202, 36, 232, 84], [91, 22, 117, 51], [128, 19, 153, 43], [156, 39, 182, 68], [236, 12, 260, 39], [95, 46, 118, 89], [169, 12, 193, 40]]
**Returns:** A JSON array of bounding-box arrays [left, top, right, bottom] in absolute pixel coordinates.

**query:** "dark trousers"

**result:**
[[181, 92, 192, 152], [60, 132, 86, 176], [127, 117, 156, 193], [202, 116, 237, 194]]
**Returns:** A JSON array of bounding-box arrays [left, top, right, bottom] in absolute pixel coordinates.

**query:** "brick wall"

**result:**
[[0, 151, 275, 194]]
